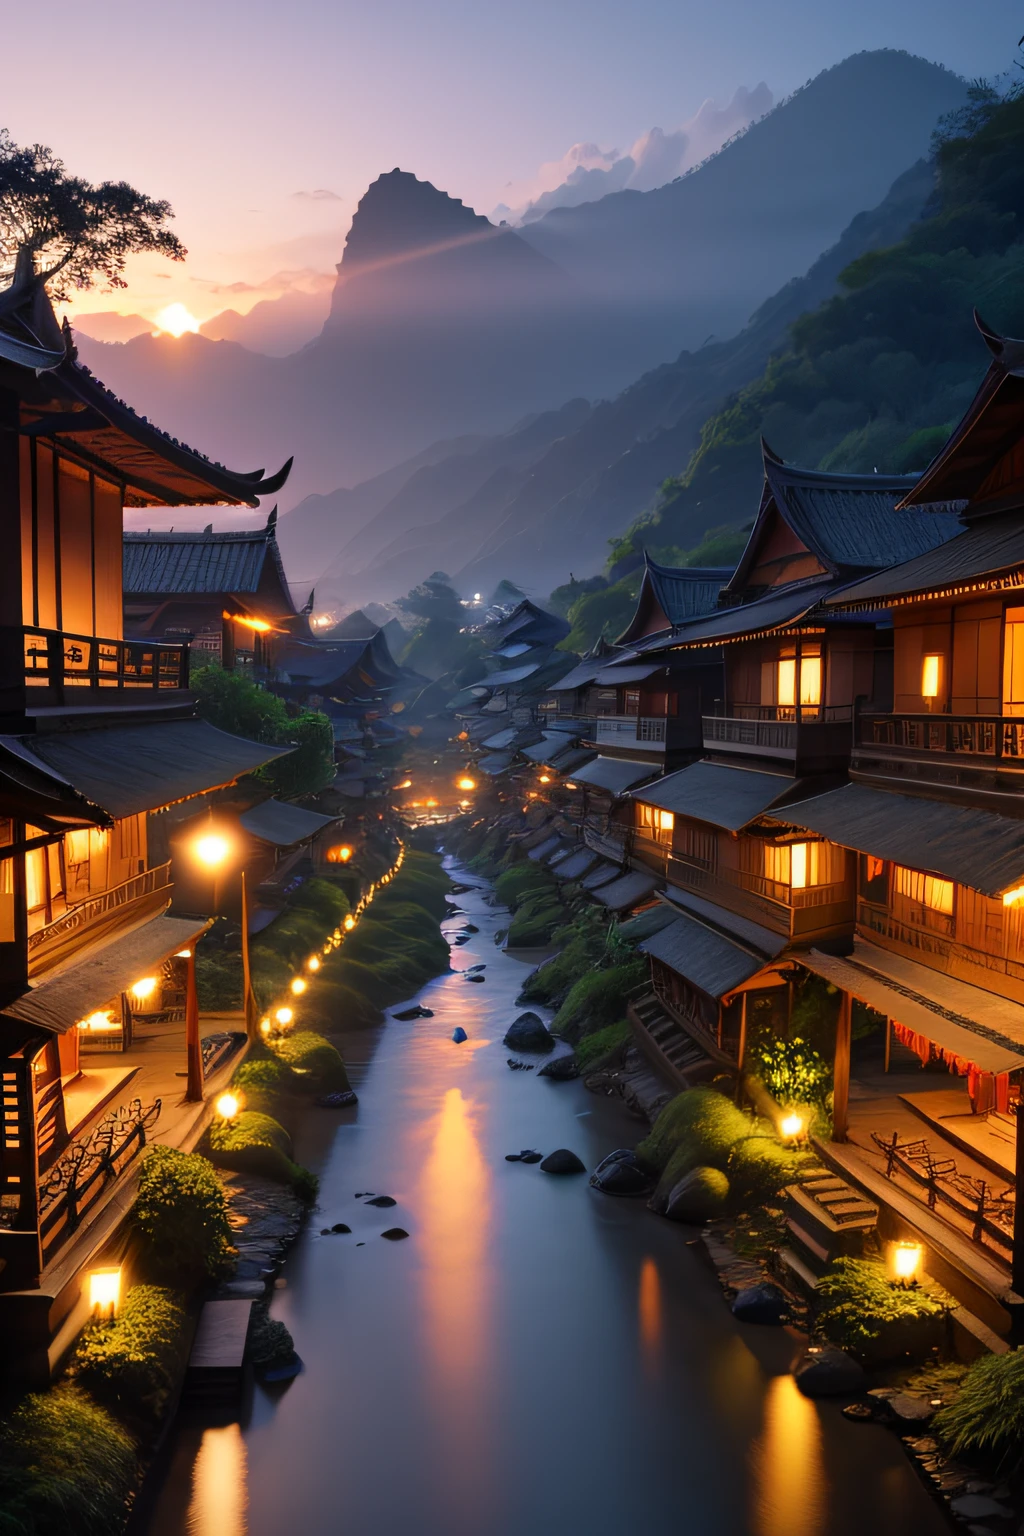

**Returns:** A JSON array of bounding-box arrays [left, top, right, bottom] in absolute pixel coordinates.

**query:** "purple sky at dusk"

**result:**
[[5, 0, 1020, 326]]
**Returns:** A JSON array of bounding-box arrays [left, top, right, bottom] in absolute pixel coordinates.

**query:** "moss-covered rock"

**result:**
[[574, 1019, 631, 1071], [637, 1087, 753, 1174], [726, 1134, 810, 1205], [663, 1165, 730, 1223], [551, 959, 646, 1043], [209, 1109, 292, 1157], [270, 1031, 350, 1091]]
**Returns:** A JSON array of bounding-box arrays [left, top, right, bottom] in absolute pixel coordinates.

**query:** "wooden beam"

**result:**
[[241, 869, 259, 1043], [832, 990, 852, 1143], [184, 949, 204, 1103], [1013, 1102, 1024, 1298]]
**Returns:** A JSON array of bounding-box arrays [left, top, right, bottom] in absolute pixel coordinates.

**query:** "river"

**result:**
[[139, 861, 948, 1536]]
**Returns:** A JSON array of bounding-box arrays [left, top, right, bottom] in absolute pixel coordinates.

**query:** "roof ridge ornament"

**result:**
[[760, 435, 785, 466], [973, 309, 1006, 358]]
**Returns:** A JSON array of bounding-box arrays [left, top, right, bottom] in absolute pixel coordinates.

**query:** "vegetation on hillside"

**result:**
[[191, 665, 335, 797], [610, 79, 1024, 561]]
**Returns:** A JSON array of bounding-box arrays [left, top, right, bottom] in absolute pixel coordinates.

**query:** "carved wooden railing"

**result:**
[[37, 1096, 161, 1258], [28, 862, 172, 970], [2, 624, 188, 706], [859, 711, 1024, 763]]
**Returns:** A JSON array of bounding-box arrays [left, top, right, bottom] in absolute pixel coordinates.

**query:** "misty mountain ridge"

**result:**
[[75, 49, 966, 519]]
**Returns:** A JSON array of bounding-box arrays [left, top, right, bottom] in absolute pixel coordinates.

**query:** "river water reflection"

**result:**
[[140, 863, 947, 1536]]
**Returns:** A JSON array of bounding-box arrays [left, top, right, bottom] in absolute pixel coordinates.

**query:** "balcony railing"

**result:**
[[858, 898, 1024, 988], [650, 846, 853, 938], [0, 624, 189, 712], [858, 711, 1024, 765], [28, 863, 172, 975], [702, 703, 854, 768], [591, 714, 695, 753]]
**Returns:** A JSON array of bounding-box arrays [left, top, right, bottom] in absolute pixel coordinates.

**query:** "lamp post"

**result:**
[[191, 828, 259, 1046]]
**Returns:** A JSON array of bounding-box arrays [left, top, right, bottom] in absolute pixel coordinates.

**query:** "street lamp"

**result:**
[[216, 1092, 240, 1120]]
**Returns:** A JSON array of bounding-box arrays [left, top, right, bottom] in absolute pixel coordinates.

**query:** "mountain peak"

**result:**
[[341, 169, 492, 273]]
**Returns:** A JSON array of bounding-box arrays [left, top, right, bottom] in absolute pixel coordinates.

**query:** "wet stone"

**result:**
[[332, 1223, 352, 1233], [949, 1496, 1013, 1520], [505, 1154, 522, 1162], [540, 1149, 585, 1174], [366, 1196, 396, 1208], [381, 1228, 410, 1241]]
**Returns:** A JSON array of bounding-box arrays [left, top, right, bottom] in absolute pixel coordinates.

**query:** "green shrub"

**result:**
[[815, 1257, 950, 1362], [131, 1146, 234, 1285], [209, 1109, 292, 1156], [574, 1019, 631, 1070], [195, 948, 242, 1010], [232, 1054, 295, 1112], [552, 959, 646, 1043], [70, 1285, 189, 1422], [494, 864, 555, 911], [0, 1384, 137, 1536], [520, 912, 608, 1004], [725, 1134, 811, 1206], [271, 1031, 350, 1091], [248, 1306, 297, 1372], [933, 1349, 1024, 1470], [752, 1035, 833, 1114], [637, 1088, 753, 1175]]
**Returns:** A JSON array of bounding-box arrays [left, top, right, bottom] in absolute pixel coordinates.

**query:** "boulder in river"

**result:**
[[466, 974, 485, 983], [520, 1150, 542, 1164], [662, 1166, 729, 1223], [365, 1196, 396, 1208], [505, 1153, 522, 1162], [381, 1227, 410, 1241], [503, 1013, 554, 1053], [331, 1222, 352, 1234], [538, 1053, 578, 1080], [590, 1150, 654, 1196], [731, 1283, 789, 1325], [451, 1027, 468, 1043], [394, 1005, 433, 1020], [794, 1347, 866, 1398], [506, 1059, 534, 1071], [467, 963, 486, 973], [315, 1089, 358, 1108], [540, 1148, 586, 1174]]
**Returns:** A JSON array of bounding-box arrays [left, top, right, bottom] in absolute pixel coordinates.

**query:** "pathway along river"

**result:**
[[140, 861, 949, 1536]]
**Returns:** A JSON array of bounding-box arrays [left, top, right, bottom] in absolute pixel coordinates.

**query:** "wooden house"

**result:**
[[0, 252, 292, 1367]]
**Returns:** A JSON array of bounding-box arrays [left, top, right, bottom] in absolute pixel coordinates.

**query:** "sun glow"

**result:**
[[153, 302, 200, 338]]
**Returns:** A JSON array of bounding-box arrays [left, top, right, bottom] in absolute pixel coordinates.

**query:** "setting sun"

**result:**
[[153, 302, 200, 338]]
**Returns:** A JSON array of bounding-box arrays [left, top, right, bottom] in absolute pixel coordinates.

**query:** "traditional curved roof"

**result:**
[[898, 314, 1024, 516], [123, 508, 295, 613], [722, 441, 962, 598], [0, 254, 292, 507], [617, 556, 732, 644]]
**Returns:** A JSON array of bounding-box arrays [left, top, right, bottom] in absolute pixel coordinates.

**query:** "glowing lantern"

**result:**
[[216, 1092, 240, 1120], [565, 782, 577, 790], [457, 777, 476, 791], [327, 844, 353, 864], [344, 916, 356, 931], [290, 977, 307, 996], [888, 1240, 924, 1286], [194, 833, 230, 868], [307, 955, 321, 971], [130, 976, 158, 1002], [274, 1007, 293, 1026], [780, 1112, 805, 1142], [82, 1010, 116, 1032], [259, 1018, 271, 1035], [89, 1266, 123, 1319], [539, 775, 551, 784]]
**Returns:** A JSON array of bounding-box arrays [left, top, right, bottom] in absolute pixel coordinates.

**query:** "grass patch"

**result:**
[[507, 891, 567, 948], [494, 864, 556, 911], [206, 1108, 317, 1200], [270, 1031, 350, 1091], [131, 1146, 235, 1287], [815, 1257, 951, 1362], [519, 910, 608, 1005], [551, 959, 646, 1044], [933, 1351, 1024, 1471], [70, 1286, 189, 1424], [637, 1088, 754, 1174], [574, 1019, 631, 1071], [0, 1384, 137, 1536]]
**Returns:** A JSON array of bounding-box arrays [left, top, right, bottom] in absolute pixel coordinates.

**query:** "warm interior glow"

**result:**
[[539, 774, 551, 784], [327, 844, 353, 863], [780, 1112, 804, 1140], [1005, 885, 1024, 907], [290, 977, 307, 995], [565, 782, 577, 790], [893, 864, 954, 914], [888, 1240, 923, 1284], [922, 653, 941, 699], [193, 833, 231, 869], [274, 1007, 293, 1026], [457, 777, 476, 791], [790, 844, 808, 890], [799, 653, 822, 707], [395, 779, 413, 789], [777, 657, 796, 708], [82, 1009, 116, 1032], [216, 1092, 240, 1119], [175, 949, 192, 958], [89, 1265, 122, 1317], [153, 302, 199, 337], [130, 976, 158, 1002]]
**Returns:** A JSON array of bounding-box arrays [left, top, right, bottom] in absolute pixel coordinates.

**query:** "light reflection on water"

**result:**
[[186, 1423, 248, 1536], [637, 1255, 662, 1376], [751, 1374, 825, 1536]]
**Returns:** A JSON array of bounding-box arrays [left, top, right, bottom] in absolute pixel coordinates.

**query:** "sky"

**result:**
[[3, 0, 1020, 327]]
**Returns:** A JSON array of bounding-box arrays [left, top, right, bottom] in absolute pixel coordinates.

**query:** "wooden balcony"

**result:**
[[589, 713, 700, 756], [28, 863, 173, 978], [858, 898, 1024, 1003], [0, 624, 189, 718], [631, 836, 854, 942], [855, 711, 1024, 796], [702, 703, 853, 772]]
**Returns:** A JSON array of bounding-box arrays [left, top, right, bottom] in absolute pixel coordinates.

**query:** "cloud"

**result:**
[[190, 266, 336, 298], [495, 84, 774, 224], [291, 188, 343, 202]]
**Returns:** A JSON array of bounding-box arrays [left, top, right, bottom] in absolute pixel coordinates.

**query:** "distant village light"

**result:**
[[457, 777, 476, 791], [307, 955, 321, 971], [290, 977, 307, 995], [344, 916, 356, 931]]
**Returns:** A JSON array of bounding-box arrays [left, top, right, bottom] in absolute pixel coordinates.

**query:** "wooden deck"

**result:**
[[186, 1299, 253, 1397]]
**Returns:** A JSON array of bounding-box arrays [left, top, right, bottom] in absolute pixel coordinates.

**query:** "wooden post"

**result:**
[[734, 991, 748, 1106], [241, 869, 258, 1042], [884, 1017, 892, 1073], [185, 950, 204, 1103], [1013, 1099, 1024, 1297], [832, 991, 852, 1143]]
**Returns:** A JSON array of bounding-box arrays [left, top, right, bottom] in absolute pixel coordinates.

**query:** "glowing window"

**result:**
[[799, 654, 821, 707], [921, 654, 942, 699], [893, 864, 954, 914], [777, 658, 796, 708]]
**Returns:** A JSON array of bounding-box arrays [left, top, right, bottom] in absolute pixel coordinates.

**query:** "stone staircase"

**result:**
[[628, 991, 717, 1088], [780, 1173, 879, 1291]]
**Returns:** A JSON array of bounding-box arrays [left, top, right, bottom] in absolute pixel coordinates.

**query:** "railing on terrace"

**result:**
[[36, 1096, 161, 1261], [1, 624, 189, 708], [591, 714, 694, 751], [652, 846, 851, 935], [857, 899, 1024, 987], [702, 703, 854, 761], [28, 863, 172, 969], [859, 711, 1024, 764]]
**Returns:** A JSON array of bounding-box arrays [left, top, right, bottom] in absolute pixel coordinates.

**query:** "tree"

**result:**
[[0, 129, 185, 300], [190, 665, 336, 799]]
